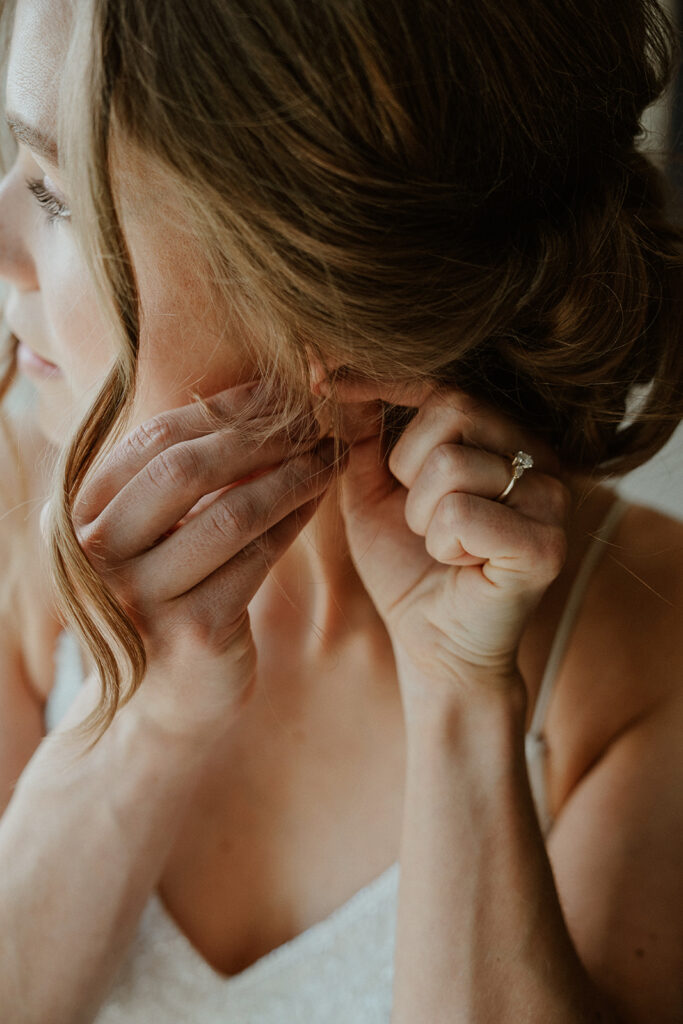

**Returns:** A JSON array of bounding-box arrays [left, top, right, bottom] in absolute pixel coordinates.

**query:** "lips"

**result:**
[[9, 332, 63, 380], [10, 331, 58, 364]]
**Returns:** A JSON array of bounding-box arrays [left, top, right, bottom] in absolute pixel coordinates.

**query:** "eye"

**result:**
[[25, 177, 71, 225]]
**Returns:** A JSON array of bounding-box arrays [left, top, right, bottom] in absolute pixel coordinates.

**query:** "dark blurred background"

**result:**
[[668, 0, 683, 192]]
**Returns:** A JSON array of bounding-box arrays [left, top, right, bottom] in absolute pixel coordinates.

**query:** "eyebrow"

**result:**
[[5, 112, 59, 165]]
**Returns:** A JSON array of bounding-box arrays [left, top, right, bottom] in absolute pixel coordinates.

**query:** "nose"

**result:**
[[0, 160, 40, 292]]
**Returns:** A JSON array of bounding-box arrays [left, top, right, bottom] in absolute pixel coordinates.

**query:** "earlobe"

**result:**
[[306, 350, 347, 397], [307, 355, 329, 396]]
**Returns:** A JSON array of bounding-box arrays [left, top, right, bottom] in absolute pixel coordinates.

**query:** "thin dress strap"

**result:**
[[525, 493, 631, 835]]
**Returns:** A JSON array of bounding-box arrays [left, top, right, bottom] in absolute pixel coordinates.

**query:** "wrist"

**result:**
[[397, 661, 528, 747], [394, 643, 527, 710], [125, 679, 248, 759], [120, 651, 255, 753]]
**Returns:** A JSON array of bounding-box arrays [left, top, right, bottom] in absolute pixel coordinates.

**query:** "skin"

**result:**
[[2, 0, 262, 442], [2, 0, 683, 1020], [1, 0, 571, 727]]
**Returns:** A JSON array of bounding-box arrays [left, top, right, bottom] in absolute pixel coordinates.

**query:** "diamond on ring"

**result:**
[[495, 450, 534, 502], [511, 450, 534, 476]]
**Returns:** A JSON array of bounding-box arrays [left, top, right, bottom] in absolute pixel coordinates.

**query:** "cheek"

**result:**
[[128, 257, 259, 425], [131, 317, 258, 426], [38, 216, 261, 433], [28, 243, 116, 445], [42, 244, 114, 390]]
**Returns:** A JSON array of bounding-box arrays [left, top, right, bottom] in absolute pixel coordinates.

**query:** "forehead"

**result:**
[[5, 0, 72, 137]]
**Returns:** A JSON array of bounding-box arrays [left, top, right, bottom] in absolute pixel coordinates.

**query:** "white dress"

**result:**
[[45, 496, 630, 1023]]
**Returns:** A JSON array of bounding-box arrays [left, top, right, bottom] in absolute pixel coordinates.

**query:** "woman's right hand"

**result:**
[[70, 381, 337, 740]]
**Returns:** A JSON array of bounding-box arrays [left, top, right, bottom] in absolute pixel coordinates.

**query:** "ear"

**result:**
[[305, 346, 435, 410], [306, 351, 346, 397], [308, 356, 329, 397], [318, 371, 433, 408], [306, 349, 433, 407]]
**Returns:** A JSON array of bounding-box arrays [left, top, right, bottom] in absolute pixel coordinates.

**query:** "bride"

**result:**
[[0, 0, 682, 1020]]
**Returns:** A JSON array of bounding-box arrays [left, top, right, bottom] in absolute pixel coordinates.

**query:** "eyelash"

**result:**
[[25, 177, 71, 225]]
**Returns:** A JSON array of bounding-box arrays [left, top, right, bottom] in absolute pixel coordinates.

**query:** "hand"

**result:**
[[325, 377, 572, 705], [72, 382, 337, 738]]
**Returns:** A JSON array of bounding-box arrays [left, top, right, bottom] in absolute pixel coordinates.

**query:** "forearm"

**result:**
[[392, 680, 618, 1024], [0, 676, 222, 1024]]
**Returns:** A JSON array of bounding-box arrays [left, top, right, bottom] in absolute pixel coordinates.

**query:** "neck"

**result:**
[[252, 475, 386, 653], [252, 468, 616, 667]]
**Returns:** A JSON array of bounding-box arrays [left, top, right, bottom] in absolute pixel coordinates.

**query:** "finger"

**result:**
[[79, 418, 319, 561], [76, 381, 305, 522], [404, 443, 570, 536], [174, 495, 323, 646], [387, 390, 560, 489], [125, 441, 339, 602], [424, 491, 568, 588]]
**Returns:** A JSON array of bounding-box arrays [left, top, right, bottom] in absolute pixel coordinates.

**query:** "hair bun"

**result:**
[[482, 148, 683, 476]]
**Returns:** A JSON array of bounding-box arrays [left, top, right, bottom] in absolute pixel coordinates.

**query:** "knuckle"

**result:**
[[429, 443, 467, 483], [440, 489, 473, 531], [418, 401, 452, 436], [76, 518, 110, 568], [148, 444, 201, 492], [211, 493, 258, 539], [438, 389, 480, 427], [126, 415, 177, 457], [402, 396, 475, 451], [424, 529, 449, 563]]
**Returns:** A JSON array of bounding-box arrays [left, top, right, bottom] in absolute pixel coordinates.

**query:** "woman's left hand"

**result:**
[[327, 379, 573, 704]]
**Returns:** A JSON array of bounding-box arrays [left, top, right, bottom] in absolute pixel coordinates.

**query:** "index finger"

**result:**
[[75, 382, 312, 523], [388, 389, 561, 488]]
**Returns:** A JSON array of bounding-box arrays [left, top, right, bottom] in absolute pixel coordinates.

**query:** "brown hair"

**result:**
[[2, 0, 683, 742]]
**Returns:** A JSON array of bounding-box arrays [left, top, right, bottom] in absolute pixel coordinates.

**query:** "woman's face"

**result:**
[[1, 0, 259, 447]]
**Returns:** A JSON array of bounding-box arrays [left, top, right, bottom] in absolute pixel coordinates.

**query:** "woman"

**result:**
[[0, 0, 681, 1020]]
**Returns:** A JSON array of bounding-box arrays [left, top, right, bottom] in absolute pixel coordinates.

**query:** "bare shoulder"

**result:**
[[602, 497, 683, 702], [544, 492, 683, 816], [545, 500, 683, 1023]]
